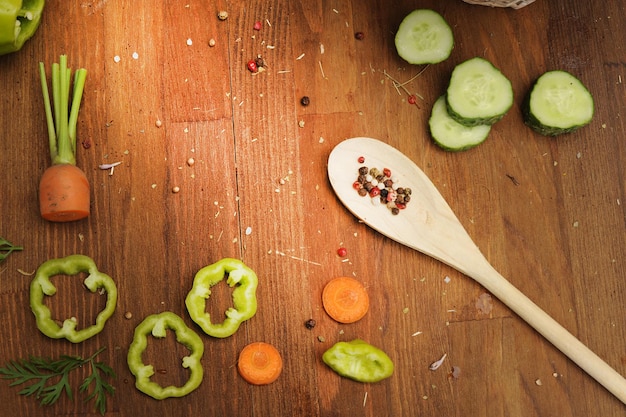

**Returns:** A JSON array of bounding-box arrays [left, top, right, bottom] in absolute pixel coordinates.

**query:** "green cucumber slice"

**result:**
[[446, 57, 513, 126], [395, 9, 454, 65], [429, 95, 491, 151], [523, 70, 594, 136]]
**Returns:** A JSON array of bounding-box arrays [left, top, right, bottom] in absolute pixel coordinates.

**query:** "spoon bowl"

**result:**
[[328, 137, 626, 404]]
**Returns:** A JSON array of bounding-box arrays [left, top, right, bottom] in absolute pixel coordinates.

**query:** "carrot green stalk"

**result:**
[[38, 55, 90, 222]]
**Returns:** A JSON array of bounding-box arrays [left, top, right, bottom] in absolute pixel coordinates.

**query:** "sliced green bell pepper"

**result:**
[[322, 339, 394, 383], [185, 258, 258, 338], [29, 254, 118, 343], [127, 312, 204, 400], [0, 0, 45, 55]]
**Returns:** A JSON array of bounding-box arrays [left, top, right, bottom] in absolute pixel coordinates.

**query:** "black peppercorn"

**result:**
[[305, 319, 316, 329], [354, 32, 364, 40], [300, 96, 310, 106]]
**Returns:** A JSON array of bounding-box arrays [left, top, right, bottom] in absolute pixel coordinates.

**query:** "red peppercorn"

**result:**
[[396, 202, 406, 210], [408, 95, 417, 105], [369, 188, 380, 197], [247, 60, 258, 73], [383, 168, 391, 178], [352, 181, 363, 190], [337, 247, 347, 257], [253, 21, 262, 31], [357, 156, 365, 164]]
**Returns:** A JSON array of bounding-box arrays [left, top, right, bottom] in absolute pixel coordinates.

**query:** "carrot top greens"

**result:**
[[39, 55, 87, 166]]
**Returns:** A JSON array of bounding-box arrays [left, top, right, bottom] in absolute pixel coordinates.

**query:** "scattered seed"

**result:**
[[429, 353, 447, 371], [124, 312, 133, 319], [172, 186, 180, 193], [209, 38, 216, 47], [217, 10, 228, 20], [132, 52, 139, 60], [186, 38, 193, 46], [113, 55, 121, 63], [187, 157, 195, 166], [155, 119, 162, 128], [298, 120, 305, 128], [247, 59, 258, 73]]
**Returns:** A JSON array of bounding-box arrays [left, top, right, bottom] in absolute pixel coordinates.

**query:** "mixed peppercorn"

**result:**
[[353, 158, 411, 215]]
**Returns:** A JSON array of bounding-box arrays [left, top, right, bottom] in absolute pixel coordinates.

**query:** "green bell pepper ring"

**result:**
[[0, 0, 45, 56], [29, 254, 118, 343], [185, 258, 258, 338], [127, 312, 204, 400], [322, 339, 394, 383]]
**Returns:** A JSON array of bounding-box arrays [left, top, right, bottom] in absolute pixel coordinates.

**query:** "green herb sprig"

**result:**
[[0, 237, 23, 262], [0, 347, 115, 415]]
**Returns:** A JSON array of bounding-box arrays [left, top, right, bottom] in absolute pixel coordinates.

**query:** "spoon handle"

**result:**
[[468, 258, 626, 404]]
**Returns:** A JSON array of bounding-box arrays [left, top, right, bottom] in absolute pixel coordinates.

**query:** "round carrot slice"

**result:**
[[237, 342, 283, 385], [322, 277, 369, 323]]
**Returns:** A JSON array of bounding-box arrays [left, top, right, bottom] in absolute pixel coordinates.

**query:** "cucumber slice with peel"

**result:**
[[523, 70, 594, 136], [395, 9, 454, 65], [446, 57, 513, 126], [429, 95, 491, 151]]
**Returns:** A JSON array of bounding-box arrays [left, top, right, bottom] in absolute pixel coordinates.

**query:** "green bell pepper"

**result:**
[[185, 258, 258, 338], [127, 312, 204, 400], [30, 254, 118, 343], [0, 0, 45, 55], [322, 339, 394, 383]]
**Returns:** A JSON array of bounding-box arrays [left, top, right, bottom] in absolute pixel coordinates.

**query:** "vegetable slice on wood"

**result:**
[[237, 342, 283, 385], [322, 277, 369, 323], [38, 55, 90, 222]]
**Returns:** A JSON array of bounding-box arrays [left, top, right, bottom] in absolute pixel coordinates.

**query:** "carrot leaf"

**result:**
[[39, 55, 87, 166]]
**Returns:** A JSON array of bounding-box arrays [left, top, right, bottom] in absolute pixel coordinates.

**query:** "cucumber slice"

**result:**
[[523, 70, 594, 136], [429, 95, 491, 151], [446, 57, 513, 126], [395, 9, 454, 65]]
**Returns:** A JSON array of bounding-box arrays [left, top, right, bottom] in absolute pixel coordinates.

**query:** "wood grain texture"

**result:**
[[0, 0, 624, 416]]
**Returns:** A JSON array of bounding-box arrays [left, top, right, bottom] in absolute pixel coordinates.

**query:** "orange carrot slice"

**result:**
[[39, 164, 90, 222], [322, 277, 369, 323], [237, 342, 283, 385]]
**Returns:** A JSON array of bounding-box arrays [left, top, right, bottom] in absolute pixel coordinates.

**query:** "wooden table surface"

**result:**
[[1, 0, 624, 416]]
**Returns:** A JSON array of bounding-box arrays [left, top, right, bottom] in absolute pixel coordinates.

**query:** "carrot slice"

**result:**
[[322, 277, 369, 323], [39, 164, 90, 222], [237, 342, 283, 385]]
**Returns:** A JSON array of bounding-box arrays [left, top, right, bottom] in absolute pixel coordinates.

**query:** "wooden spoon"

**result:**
[[327, 137, 626, 404]]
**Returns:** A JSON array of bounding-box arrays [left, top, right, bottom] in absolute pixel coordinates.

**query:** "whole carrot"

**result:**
[[38, 55, 89, 222]]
